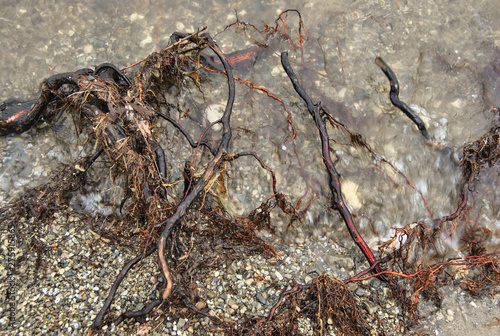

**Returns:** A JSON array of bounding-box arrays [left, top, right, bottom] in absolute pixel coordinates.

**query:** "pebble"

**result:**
[[176, 22, 185, 31], [256, 293, 267, 305], [177, 318, 186, 329], [337, 87, 347, 99], [195, 301, 206, 310], [83, 44, 93, 54], [356, 287, 368, 297], [139, 35, 153, 47]]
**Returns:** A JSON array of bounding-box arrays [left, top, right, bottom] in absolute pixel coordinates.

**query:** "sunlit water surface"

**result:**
[[1, 0, 499, 257]]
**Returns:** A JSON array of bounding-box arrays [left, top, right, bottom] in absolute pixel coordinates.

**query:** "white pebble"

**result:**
[[338, 87, 347, 99], [140, 35, 153, 47], [83, 44, 93, 54], [205, 105, 223, 131], [176, 22, 185, 31]]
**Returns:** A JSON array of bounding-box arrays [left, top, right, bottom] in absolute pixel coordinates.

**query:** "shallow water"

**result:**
[[1, 0, 499, 256]]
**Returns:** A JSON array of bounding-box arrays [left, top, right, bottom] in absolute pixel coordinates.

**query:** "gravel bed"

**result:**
[[1, 207, 498, 335]]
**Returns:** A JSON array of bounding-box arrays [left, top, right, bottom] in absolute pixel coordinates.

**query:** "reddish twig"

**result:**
[[281, 51, 386, 280], [267, 283, 309, 321]]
